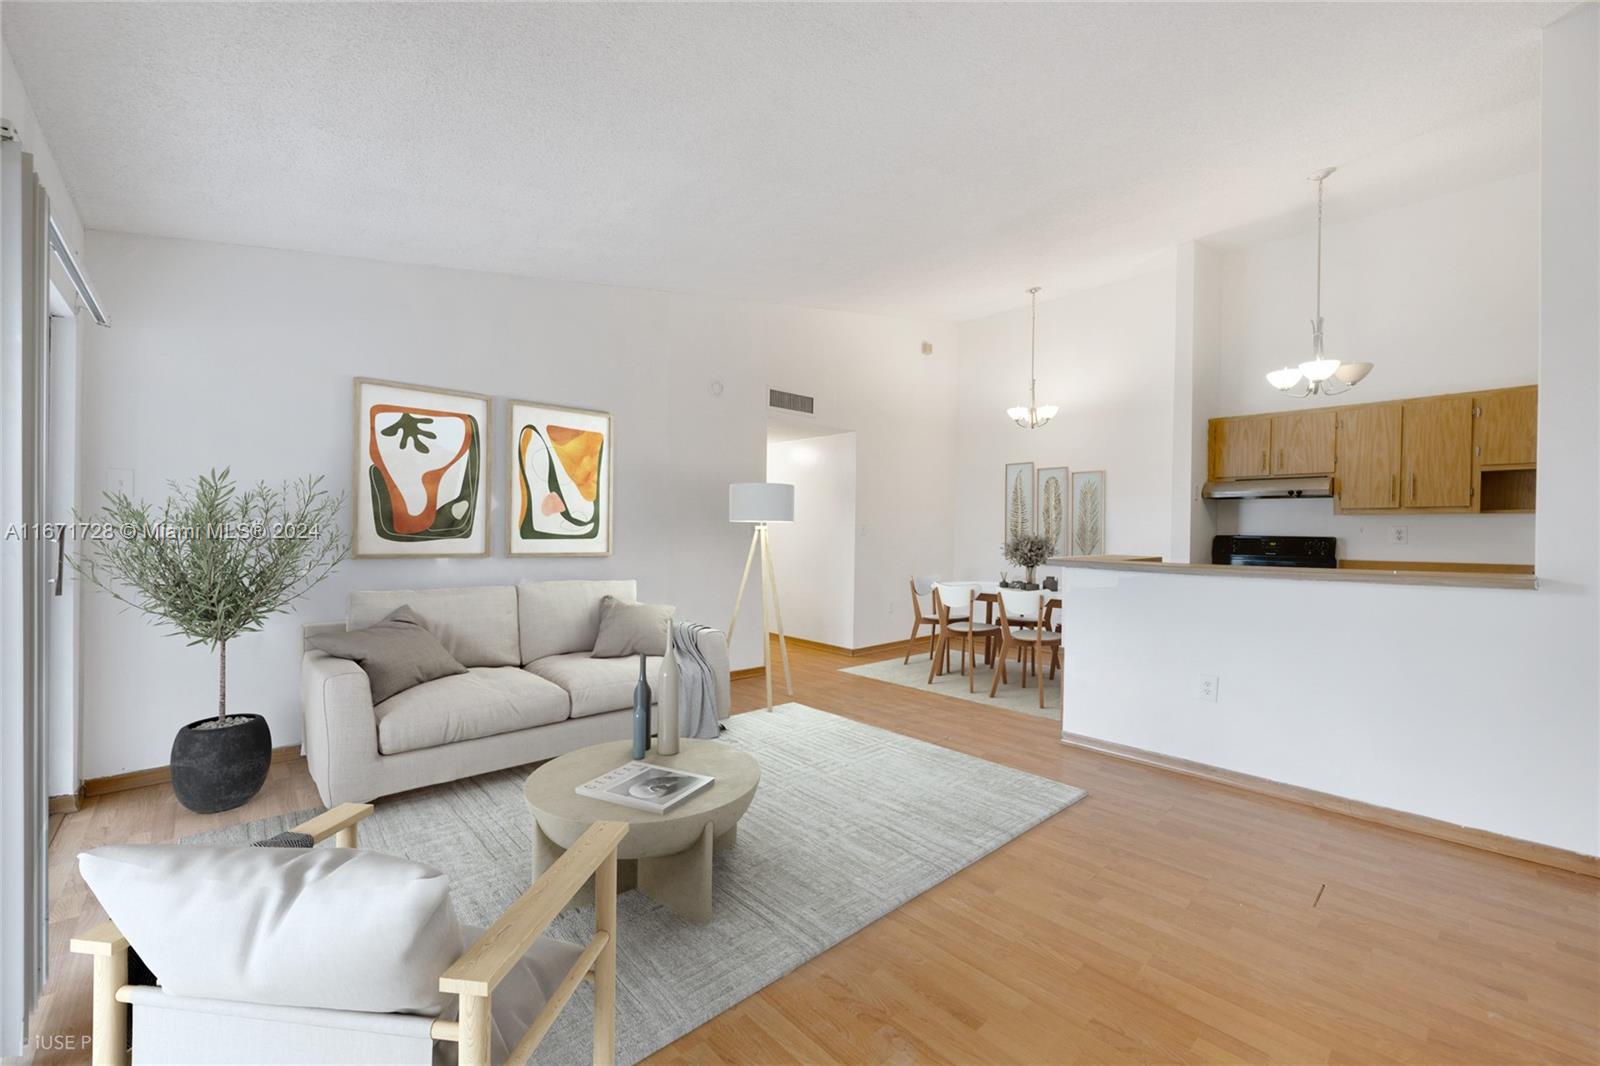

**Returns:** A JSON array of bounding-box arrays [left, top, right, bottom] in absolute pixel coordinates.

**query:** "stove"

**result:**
[[1211, 534, 1337, 569]]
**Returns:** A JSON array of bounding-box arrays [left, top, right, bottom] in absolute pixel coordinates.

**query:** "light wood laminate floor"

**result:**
[[27, 640, 1600, 1064]]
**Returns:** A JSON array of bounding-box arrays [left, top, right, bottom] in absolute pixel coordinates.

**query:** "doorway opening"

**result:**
[[765, 416, 857, 651]]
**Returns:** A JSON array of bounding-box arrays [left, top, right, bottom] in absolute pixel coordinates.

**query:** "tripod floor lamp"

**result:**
[[727, 482, 794, 712]]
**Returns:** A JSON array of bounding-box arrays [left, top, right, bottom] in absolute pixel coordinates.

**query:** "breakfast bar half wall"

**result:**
[[1046, 559, 1597, 870]]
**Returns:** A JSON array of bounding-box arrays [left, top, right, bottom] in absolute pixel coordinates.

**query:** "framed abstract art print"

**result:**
[[509, 399, 612, 556], [353, 378, 489, 558]]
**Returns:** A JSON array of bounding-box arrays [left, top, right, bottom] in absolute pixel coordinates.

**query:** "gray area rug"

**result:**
[[842, 654, 1062, 722], [186, 703, 1084, 1064]]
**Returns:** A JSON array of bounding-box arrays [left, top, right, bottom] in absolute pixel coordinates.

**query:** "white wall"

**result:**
[[1171, 243, 1221, 563], [77, 231, 952, 777], [1210, 171, 1540, 563], [763, 313, 959, 649], [765, 432, 857, 648], [953, 258, 1179, 577], [1056, 11, 1599, 857]]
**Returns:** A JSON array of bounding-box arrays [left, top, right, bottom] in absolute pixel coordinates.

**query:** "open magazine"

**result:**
[[576, 760, 715, 814]]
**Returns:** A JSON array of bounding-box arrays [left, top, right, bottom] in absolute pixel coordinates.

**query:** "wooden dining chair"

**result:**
[[903, 576, 940, 664], [990, 588, 1063, 708], [928, 584, 998, 691]]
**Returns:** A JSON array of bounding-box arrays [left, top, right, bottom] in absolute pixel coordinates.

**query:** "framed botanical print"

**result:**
[[1070, 469, 1107, 556], [353, 378, 489, 558], [1036, 466, 1070, 558], [1004, 461, 1034, 542], [509, 399, 612, 556]]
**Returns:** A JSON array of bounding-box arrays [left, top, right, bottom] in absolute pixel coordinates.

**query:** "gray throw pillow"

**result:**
[[307, 605, 467, 703], [591, 595, 675, 657]]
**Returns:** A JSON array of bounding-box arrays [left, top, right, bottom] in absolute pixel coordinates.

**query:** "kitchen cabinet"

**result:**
[[1270, 410, 1336, 476], [1207, 384, 1536, 515], [1335, 403, 1402, 510], [1474, 385, 1538, 467], [1209, 415, 1271, 480], [1402, 395, 1474, 508]]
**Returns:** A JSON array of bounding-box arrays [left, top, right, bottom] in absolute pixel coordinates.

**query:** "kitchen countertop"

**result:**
[[1047, 556, 1538, 590]]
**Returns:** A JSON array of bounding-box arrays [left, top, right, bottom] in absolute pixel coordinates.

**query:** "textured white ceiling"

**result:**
[[0, 2, 1567, 320]]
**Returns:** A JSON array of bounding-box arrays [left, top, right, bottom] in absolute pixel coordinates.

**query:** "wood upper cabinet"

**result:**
[[1402, 395, 1474, 508], [1270, 410, 1337, 476], [1335, 403, 1402, 510], [1209, 415, 1271, 480], [1474, 386, 1538, 467]]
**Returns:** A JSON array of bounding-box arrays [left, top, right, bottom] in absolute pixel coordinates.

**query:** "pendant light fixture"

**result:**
[[1265, 167, 1373, 397], [1007, 286, 1059, 428]]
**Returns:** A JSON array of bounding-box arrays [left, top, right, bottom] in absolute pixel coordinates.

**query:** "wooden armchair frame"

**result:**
[[71, 803, 628, 1066]]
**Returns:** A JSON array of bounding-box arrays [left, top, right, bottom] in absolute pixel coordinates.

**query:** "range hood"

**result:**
[[1202, 476, 1333, 500]]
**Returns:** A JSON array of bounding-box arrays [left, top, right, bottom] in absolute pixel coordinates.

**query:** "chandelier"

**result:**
[[1265, 167, 1373, 397], [1007, 286, 1058, 428]]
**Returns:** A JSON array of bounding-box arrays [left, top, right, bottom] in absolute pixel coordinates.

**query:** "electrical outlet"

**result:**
[[1196, 674, 1219, 702], [1388, 524, 1409, 545]]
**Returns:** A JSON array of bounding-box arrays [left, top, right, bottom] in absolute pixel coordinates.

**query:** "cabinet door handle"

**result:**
[[1391, 474, 1397, 503], [1278, 449, 1284, 470], [1412, 473, 1417, 502]]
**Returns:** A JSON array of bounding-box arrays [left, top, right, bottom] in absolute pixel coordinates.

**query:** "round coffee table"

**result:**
[[522, 738, 760, 924]]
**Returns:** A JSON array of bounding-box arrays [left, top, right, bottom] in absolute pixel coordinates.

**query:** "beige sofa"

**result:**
[[301, 580, 731, 806]]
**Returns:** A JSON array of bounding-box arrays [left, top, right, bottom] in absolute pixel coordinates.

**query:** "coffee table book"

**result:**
[[576, 761, 716, 814]]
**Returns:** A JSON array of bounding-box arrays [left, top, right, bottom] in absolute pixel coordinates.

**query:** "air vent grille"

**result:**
[[769, 389, 815, 415]]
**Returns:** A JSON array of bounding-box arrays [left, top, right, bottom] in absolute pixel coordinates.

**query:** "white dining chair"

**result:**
[[904, 576, 940, 663], [928, 583, 996, 685], [991, 588, 1062, 708]]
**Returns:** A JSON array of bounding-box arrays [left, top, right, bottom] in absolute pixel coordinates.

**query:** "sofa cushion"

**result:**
[[527, 652, 662, 718], [348, 586, 519, 668], [78, 844, 462, 1016], [517, 580, 638, 663], [375, 667, 569, 755], [591, 595, 675, 658], [307, 606, 467, 704]]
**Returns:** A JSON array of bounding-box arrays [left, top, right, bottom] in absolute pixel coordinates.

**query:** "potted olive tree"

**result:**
[[1003, 533, 1055, 590], [76, 469, 347, 813]]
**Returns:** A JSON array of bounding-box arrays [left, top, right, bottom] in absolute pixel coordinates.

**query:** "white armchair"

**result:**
[[72, 804, 627, 1066]]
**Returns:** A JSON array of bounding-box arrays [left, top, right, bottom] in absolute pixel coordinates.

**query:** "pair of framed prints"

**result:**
[[352, 378, 611, 558]]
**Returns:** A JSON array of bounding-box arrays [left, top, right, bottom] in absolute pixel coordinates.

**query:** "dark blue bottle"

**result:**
[[631, 653, 652, 759]]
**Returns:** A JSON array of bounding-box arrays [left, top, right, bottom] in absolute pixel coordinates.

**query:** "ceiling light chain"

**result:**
[[1007, 286, 1059, 429], [1265, 167, 1373, 398]]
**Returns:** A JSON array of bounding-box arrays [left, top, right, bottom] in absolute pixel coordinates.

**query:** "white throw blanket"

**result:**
[[669, 621, 722, 739]]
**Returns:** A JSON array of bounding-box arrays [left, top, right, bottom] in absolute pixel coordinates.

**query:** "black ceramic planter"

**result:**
[[170, 713, 271, 813]]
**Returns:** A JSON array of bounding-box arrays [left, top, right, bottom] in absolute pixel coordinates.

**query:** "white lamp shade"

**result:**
[[729, 482, 795, 523], [1266, 366, 1303, 391], [1334, 361, 1373, 385], [1299, 357, 1341, 384]]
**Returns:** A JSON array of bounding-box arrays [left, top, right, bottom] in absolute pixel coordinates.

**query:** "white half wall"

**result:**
[[1212, 171, 1540, 563], [765, 431, 857, 649], [954, 257, 1179, 577], [77, 231, 952, 778]]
